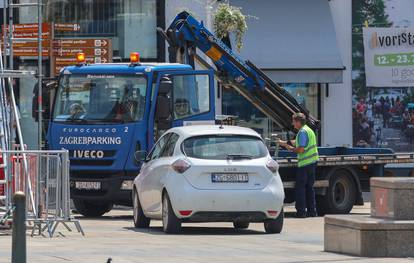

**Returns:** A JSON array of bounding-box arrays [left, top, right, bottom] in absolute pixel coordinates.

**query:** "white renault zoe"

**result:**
[[132, 125, 285, 234]]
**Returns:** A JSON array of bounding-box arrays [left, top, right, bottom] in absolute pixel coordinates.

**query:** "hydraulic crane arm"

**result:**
[[160, 11, 320, 131]]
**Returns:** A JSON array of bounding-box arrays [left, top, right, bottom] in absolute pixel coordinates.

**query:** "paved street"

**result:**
[[1, 203, 413, 263]]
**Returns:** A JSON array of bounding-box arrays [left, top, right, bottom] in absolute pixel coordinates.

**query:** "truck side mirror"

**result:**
[[155, 77, 173, 130], [159, 78, 172, 95], [134, 150, 148, 162]]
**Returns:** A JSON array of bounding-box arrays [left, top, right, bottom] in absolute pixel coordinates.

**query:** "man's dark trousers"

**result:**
[[295, 162, 317, 216]]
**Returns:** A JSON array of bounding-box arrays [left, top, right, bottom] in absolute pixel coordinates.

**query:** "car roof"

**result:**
[[167, 125, 262, 139]]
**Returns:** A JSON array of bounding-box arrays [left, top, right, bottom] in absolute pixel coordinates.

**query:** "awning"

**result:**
[[229, 0, 344, 83]]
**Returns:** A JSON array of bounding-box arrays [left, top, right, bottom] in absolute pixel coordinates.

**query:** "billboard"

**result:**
[[352, 0, 414, 152], [363, 27, 414, 87]]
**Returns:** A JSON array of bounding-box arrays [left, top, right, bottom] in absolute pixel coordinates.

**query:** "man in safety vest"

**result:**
[[278, 113, 318, 218]]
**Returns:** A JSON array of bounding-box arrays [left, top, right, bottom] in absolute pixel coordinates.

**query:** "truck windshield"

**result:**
[[53, 74, 147, 123]]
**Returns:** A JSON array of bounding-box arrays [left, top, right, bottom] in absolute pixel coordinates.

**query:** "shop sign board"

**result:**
[[363, 27, 414, 87]]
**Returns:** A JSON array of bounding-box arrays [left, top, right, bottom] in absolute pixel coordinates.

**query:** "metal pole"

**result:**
[[8, 0, 12, 69], [37, 0, 42, 150], [2, 0, 7, 69], [12, 191, 26, 263]]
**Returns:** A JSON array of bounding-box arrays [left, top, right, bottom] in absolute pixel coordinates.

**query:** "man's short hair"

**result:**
[[292, 112, 306, 125]]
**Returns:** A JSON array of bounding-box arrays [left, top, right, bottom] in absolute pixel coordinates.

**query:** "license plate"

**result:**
[[211, 173, 249, 183], [75, 181, 101, 190]]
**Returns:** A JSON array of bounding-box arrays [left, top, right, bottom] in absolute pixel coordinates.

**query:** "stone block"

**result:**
[[325, 215, 414, 257], [371, 177, 414, 220]]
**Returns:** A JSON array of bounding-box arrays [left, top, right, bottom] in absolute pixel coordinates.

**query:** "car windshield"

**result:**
[[182, 135, 268, 160], [53, 74, 147, 123]]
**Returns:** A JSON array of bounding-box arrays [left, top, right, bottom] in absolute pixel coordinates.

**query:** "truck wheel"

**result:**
[[162, 193, 181, 234], [132, 188, 150, 228], [73, 199, 113, 217], [317, 170, 356, 215], [233, 222, 249, 229], [264, 209, 284, 234]]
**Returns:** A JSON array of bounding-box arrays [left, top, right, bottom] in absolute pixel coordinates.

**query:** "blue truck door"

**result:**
[[148, 70, 215, 148]]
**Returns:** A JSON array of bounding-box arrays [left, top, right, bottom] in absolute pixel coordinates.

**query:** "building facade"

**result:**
[[7, 0, 353, 149]]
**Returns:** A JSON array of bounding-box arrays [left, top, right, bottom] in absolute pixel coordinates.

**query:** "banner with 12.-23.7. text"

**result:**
[[363, 27, 414, 87]]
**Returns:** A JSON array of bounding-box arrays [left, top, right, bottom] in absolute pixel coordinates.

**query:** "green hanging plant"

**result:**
[[213, 3, 247, 52]]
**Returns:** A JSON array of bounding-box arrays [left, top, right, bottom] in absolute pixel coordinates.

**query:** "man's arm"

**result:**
[[282, 144, 305, 154], [278, 130, 307, 154]]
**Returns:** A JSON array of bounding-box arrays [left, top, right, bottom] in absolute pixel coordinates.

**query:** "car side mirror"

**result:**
[[134, 150, 148, 162]]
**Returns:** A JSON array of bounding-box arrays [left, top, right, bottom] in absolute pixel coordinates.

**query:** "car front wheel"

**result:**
[[132, 188, 150, 228], [264, 209, 284, 234], [162, 193, 182, 234]]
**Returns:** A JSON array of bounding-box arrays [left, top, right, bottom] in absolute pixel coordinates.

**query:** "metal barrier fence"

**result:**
[[0, 150, 83, 237]]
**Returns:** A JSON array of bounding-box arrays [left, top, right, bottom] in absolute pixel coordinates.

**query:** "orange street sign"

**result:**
[[13, 47, 50, 56], [53, 38, 110, 48], [53, 47, 110, 58]]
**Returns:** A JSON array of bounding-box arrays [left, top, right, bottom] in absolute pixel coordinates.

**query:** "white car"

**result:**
[[132, 125, 285, 234]]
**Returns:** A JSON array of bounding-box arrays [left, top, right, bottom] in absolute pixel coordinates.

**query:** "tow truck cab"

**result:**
[[47, 59, 215, 216]]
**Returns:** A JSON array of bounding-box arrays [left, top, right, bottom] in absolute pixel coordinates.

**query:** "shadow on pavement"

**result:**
[[123, 226, 266, 236], [75, 215, 133, 221]]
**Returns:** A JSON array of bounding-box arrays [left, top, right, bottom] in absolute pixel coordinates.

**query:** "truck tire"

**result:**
[[162, 193, 181, 234], [132, 188, 150, 228], [73, 199, 113, 217], [316, 170, 356, 215], [264, 209, 284, 234]]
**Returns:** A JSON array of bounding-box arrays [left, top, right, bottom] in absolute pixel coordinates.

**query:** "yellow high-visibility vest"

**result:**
[[296, 125, 319, 167]]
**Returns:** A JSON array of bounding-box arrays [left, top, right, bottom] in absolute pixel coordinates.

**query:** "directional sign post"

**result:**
[[52, 38, 112, 75]]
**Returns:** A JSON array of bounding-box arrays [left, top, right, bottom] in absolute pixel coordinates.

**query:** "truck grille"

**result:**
[[70, 159, 114, 166]]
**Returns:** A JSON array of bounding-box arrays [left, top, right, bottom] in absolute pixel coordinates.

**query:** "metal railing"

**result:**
[[0, 149, 84, 237]]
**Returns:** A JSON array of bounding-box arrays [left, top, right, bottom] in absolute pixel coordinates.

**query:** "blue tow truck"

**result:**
[[46, 12, 414, 217]]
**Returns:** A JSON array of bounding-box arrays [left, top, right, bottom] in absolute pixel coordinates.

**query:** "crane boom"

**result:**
[[161, 11, 320, 131]]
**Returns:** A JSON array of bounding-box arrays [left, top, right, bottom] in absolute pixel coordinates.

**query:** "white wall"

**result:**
[[322, 0, 353, 147]]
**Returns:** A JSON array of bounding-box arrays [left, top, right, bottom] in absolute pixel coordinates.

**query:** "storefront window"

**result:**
[[282, 83, 319, 118], [222, 83, 320, 139], [45, 0, 158, 59]]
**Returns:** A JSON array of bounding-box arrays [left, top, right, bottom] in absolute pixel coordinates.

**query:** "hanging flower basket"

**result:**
[[213, 3, 247, 51]]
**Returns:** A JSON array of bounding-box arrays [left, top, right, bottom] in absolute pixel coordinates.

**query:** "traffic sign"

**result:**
[[13, 47, 50, 57], [2, 23, 51, 39], [54, 23, 81, 32], [53, 56, 110, 75], [53, 47, 110, 58], [1, 39, 50, 48], [53, 38, 110, 48], [52, 38, 112, 75]]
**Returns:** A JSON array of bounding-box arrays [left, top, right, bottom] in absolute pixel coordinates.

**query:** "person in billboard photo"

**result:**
[[352, 0, 414, 151]]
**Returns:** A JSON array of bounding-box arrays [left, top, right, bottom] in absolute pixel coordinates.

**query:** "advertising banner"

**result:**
[[363, 27, 414, 87]]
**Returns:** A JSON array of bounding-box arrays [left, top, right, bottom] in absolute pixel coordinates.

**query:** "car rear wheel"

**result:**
[[264, 209, 284, 234], [73, 200, 113, 217], [132, 188, 150, 228], [233, 222, 249, 229], [162, 193, 181, 234]]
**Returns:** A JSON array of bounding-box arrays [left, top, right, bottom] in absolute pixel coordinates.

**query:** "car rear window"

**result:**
[[182, 135, 268, 160]]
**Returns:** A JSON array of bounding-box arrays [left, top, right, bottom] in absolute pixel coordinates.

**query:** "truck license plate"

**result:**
[[211, 173, 249, 183], [75, 181, 101, 190]]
